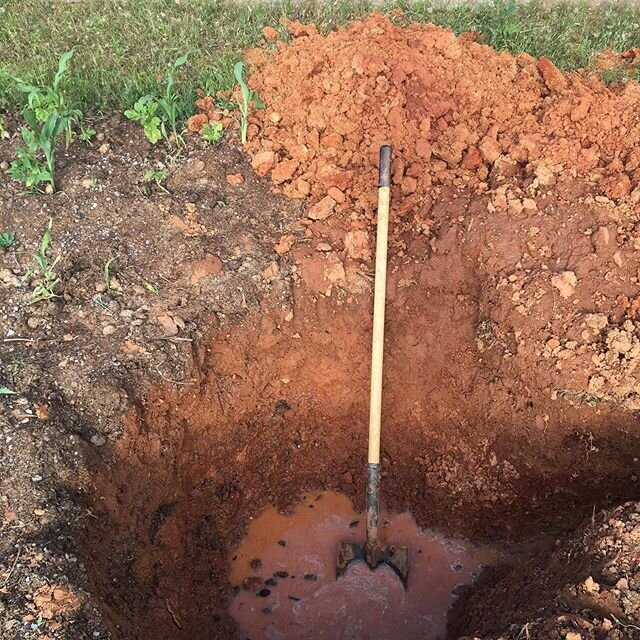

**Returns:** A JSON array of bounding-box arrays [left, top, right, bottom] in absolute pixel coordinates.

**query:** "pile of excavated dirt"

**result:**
[[227, 14, 640, 412], [245, 14, 640, 207]]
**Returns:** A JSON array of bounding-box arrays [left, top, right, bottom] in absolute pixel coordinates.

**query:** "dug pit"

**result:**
[[76, 269, 640, 639], [74, 13, 640, 639]]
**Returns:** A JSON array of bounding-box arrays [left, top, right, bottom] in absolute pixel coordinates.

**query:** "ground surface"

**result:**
[[1, 10, 640, 640]]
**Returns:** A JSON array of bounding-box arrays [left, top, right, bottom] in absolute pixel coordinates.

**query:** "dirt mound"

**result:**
[[234, 14, 640, 412], [246, 14, 640, 209]]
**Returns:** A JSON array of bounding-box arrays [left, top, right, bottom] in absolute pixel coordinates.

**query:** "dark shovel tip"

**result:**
[[336, 541, 409, 588]]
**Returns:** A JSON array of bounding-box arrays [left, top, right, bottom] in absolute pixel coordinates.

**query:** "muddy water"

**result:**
[[229, 491, 494, 640]]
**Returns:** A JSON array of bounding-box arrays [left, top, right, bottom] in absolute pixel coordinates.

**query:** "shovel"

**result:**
[[336, 145, 409, 588]]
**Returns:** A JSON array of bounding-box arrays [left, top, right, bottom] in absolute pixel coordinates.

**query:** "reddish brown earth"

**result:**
[[2, 13, 640, 640]]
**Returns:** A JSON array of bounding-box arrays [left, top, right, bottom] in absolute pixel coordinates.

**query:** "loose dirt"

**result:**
[[2, 12, 640, 640]]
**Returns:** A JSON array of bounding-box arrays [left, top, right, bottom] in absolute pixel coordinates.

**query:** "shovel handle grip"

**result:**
[[368, 145, 391, 466]]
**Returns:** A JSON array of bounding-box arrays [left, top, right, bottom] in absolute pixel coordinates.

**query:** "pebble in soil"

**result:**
[[229, 491, 496, 640]]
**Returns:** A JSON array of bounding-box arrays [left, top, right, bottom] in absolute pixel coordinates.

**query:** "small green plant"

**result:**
[[0, 387, 17, 395], [143, 169, 169, 194], [233, 61, 265, 144], [488, 0, 520, 50], [0, 232, 16, 248], [104, 256, 116, 289], [4, 49, 82, 192], [145, 281, 159, 295], [23, 218, 61, 303], [125, 96, 162, 143], [125, 53, 191, 146], [202, 121, 223, 143], [78, 126, 96, 144]]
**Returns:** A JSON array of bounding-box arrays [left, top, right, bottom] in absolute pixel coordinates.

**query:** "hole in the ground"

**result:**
[[76, 285, 640, 640]]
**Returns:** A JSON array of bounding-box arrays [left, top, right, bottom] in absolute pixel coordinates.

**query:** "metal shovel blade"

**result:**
[[337, 541, 409, 588]]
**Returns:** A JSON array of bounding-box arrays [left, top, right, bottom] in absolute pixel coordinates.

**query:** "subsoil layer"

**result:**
[[1, 13, 640, 640]]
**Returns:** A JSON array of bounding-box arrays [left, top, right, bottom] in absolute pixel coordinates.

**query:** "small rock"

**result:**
[[157, 315, 179, 336], [192, 159, 205, 174], [303, 574, 317, 582], [256, 589, 271, 598], [271, 159, 299, 184], [262, 262, 280, 283], [262, 26, 279, 41], [98, 143, 110, 155], [102, 324, 116, 336], [0, 269, 21, 287], [251, 151, 276, 177], [226, 173, 244, 186], [307, 195, 336, 220], [344, 230, 370, 261], [327, 186, 345, 203], [551, 271, 577, 299], [90, 434, 106, 447], [538, 57, 567, 92], [95, 282, 107, 293], [250, 558, 263, 570], [242, 576, 263, 592], [189, 254, 223, 284], [582, 576, 600, 594], [274, 234, 295, 255], [478, 136, 501, 163], [27, 317, 40, 330]]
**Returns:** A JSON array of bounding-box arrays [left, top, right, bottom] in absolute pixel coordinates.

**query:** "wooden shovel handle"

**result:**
[[368, 145, 392, 465]]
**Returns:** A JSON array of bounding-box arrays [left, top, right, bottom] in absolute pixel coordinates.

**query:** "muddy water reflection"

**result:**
[[229, 492, 494, 640]]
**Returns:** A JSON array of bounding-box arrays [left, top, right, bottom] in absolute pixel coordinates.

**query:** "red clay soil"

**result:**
[[244, 13, 640, 206], [231, 13, 640, 412]]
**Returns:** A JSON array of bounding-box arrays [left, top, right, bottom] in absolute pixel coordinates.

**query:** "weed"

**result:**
[[202, 121, 223, 143], [103, 256, 116, 289], [125, 53, 191, 146], [78, 126, 96, 143], [125, 96, 162, 143], [143, 169, 169, 194], [145, 281, 159, 295], [23, 218, 61, 304], [0, 232, 16, 248], [4, 49, 82, 192], [0, 387, 17, 395], [233, 61, 264, 144], [487, 0, 519, 51]]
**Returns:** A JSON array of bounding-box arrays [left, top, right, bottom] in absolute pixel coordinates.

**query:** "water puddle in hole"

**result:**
[[229, 491, 496, 640]]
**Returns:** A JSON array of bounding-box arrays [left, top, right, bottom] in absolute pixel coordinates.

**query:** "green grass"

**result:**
[[0, 0, 639, 114]]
